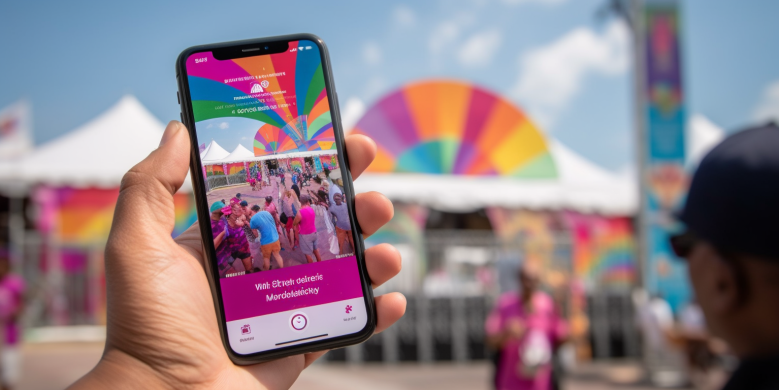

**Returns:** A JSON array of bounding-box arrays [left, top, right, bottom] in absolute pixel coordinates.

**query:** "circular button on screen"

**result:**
[[290, 313, 308, 331]]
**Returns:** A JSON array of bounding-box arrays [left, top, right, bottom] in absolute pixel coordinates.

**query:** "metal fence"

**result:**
[[206, 172, 247, 191]]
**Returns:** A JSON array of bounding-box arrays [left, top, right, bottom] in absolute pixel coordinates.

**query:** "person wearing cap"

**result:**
[[671, 123, 779, 390], [294, 194, 322, 263], [209, 201, 228, 259], [239, 200, 250, 217]]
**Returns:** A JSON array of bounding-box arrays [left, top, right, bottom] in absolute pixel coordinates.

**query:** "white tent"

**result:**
[[200, 140, 229, 163], [0, 95, 191, 191], [354, 138, 637, 215], [219, 144, 254, 163]]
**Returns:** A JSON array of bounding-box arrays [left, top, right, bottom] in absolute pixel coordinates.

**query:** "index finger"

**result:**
[[344, 134, 377, 180]]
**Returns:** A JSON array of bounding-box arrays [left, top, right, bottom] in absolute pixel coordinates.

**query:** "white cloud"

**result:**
[[362, 77, 388, 101], [206, 123, 213, 129], [429, 20, 463, 55], [687, 114, 725, 167], [752, 80, 779, 123], [509, 20, 629, 128], [362, 41, 382, 66], [340, 97, 367, 134], [457, 29, 502, 68], [219, 122, 229, 130], [500, 0, 567, 5], [392, 5, 416, 28]]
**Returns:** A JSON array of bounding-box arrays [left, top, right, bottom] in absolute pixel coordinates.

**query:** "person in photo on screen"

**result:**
[[262, 196, 283, 238], [281, 189, 300, 249], [250, 204, 284, 271], [224, 199, 254, 274], [242, 205, 262, 274], [330, 193, 354, 255], [294, 194, 322, 263]]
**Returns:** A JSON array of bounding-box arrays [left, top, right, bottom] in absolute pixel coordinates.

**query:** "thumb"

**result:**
[[109, 121, 191, 238]]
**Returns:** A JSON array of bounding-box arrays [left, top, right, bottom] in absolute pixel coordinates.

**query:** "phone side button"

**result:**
[[177, 91, 180, 104], [180, 113, 184, 123]]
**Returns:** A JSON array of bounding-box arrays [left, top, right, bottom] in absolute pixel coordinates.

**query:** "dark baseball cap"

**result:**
[[678, 122, 779, 260]]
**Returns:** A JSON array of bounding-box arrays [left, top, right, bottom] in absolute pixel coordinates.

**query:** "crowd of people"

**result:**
[[208, 162, 355, 278]]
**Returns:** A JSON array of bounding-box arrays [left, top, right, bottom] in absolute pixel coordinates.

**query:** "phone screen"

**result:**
[[183, 39, 367, 355]]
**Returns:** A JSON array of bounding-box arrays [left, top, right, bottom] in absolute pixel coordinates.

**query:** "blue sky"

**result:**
[[2, 0, 779, 172]]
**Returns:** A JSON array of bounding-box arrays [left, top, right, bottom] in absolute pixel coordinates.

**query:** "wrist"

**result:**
[[68, 349, 174, 390]]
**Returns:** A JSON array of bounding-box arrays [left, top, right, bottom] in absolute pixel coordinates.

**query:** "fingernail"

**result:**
[[160, 121, 181, 147]]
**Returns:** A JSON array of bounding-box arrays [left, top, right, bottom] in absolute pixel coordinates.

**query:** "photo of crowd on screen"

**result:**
[[201, 149, 356, 278]]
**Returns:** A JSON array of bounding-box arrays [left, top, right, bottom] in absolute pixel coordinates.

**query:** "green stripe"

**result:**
[[303, 65, 325, 115], [307, 111, 331, 139]]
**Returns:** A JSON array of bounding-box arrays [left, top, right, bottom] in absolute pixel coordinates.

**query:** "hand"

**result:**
[[507, 318, 527, 339], [69, 121, 405, 390]]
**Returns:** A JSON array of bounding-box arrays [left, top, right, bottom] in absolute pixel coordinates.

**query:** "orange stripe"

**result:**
[[232, 56, 293, 120]]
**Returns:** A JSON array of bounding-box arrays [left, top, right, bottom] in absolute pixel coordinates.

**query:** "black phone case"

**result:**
[[175, 33, 377, 365]]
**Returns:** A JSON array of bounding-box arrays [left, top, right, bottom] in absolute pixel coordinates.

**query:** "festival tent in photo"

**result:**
[[221, 144, 254, 163], [200, 139, 229, 163]]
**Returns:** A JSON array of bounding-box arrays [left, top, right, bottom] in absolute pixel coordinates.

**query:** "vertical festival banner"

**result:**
[[641, 0, 690, 311]]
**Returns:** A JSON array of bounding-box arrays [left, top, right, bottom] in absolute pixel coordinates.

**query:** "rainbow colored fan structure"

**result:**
[[185, 39, 335, 157], [351, 80, 557, 178]]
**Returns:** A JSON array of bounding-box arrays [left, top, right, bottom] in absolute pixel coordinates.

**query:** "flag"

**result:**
[[0, 100, 33, 160]]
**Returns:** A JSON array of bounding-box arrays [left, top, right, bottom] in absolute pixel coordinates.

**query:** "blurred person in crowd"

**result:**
[[330, 193, 354, 255], [224, 198, 254, 274], [68, 121, 404, 389], [486, 262, 567, 390], [291, 180, 301, 199], [239, 200, 250, 216], [278, 169, 286, 188], [281, 189, 300, 249], [263, 196, 283, 237], [242, 205, 262, 273], [294, 194, 322, 263], [670, 123, 779, 389], [0, 251, 23, 390], [250, 204, 284, 271], [635, 291, 684, 386], [210, 201, 226, 250], [307, 188, 329, 209]]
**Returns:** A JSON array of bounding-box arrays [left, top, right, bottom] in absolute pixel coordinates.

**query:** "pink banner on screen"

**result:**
[[220, 256, 364, 321]]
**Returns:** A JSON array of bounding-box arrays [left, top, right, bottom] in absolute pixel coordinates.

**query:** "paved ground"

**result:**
[[19, 342, 707, 390], [206, 171, 351, 273]]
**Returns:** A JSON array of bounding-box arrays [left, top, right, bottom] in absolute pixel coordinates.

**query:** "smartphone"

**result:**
[[176, 34, 375, 364]]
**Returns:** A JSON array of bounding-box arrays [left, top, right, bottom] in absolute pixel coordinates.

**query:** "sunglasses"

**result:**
[[670, 229, 750, 302]]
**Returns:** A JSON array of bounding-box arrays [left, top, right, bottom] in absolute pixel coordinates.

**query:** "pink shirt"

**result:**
[[0, 275, 24, 345], [485, 291, 567, 390], [298, 206, 316, 235], [265, 201, 277, 218]]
